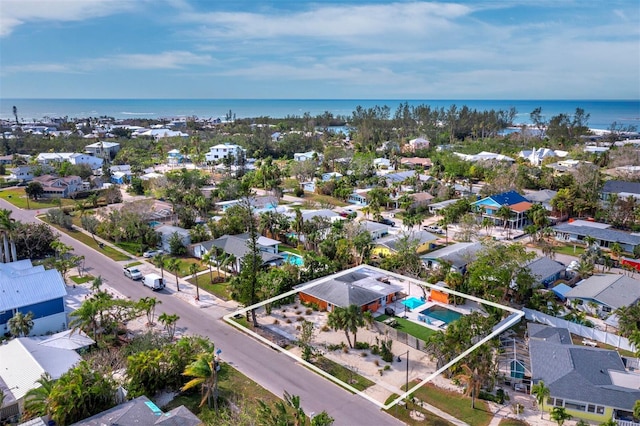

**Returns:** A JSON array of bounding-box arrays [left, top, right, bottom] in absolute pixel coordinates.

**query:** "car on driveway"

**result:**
[[123, 267, 143, 280], [379, 218, 396, 227], [143, 249, 163, 258]]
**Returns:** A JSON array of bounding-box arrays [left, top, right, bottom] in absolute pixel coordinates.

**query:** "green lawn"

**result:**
[[554, 244, 585, 257], [0, 188, 73, 209], [376, 314, 436, 342], [384, 393, 454, 426], [43, 219, 131, 262], [70, 275, 93, 284], [116, 241, 144, 256], [312, 356, 375, 392], [124, 261, 142, 268], [162, 362, 280, 419], [187, 272, 232, 300], [302, 192, 348, 207], [411, 383, 492, 426], [499, 420, 529, 426]]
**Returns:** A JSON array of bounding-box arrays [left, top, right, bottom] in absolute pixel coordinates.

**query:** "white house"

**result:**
[[84, 141, 121, 160], [293, 151, 319, 162], [518, 147, 557, 166], [68, 153, 103, 169], [205, 143, 246, 164]]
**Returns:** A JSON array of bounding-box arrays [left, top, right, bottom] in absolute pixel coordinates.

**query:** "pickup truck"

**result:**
[[123, 267, 143, 280]]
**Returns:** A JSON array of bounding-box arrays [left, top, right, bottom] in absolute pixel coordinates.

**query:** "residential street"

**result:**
[[3, 199, 402, 426]]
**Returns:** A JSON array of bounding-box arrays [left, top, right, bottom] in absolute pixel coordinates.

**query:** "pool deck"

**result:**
[[375, 280, 477, 332]]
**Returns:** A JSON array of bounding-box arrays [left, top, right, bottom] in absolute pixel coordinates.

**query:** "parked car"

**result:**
[[142, 273, 165, 291], [143, 249, 163, 258], [123, 267, 143, 280], [379, 218, 396, 227]]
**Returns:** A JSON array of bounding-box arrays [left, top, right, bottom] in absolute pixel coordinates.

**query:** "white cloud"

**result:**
[[0, 0, 142, 37]]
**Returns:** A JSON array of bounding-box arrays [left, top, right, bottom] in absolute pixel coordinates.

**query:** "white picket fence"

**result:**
[[523, 308, 637, 353]]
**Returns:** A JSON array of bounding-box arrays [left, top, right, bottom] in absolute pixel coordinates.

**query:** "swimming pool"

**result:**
[[281, 251, 304, 266], [402, 296, 426, 310], [420, 305, 463, 324], [148, 221, 161, 227]]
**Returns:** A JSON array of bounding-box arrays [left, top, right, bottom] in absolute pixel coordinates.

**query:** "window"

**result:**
[[565, 401, 586, 411], [602, 306, 612, 313], [587, 405, 595, 413], [596, 406, 604, 414]]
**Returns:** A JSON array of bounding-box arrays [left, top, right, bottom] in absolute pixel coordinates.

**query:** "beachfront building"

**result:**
[[205, 143, 246, 164], [472, 190, 533, 229]]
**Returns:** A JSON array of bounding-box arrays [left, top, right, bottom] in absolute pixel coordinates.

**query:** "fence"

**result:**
[[523, 308, 637, 352], [373, 321, 430, 353]]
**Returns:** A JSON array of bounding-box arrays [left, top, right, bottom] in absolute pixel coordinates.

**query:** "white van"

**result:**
[[142, 273, 165, 291]]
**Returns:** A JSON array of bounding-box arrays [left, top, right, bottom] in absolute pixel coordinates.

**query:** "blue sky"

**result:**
[[1, 0, 638, 99]]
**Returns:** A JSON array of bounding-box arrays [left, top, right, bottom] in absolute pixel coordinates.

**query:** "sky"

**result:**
[[0, 0, 639, 100]]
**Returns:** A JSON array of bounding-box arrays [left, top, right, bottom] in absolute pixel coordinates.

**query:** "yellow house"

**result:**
[[528, 324, 640, 423], [372, 230, 438, 258]]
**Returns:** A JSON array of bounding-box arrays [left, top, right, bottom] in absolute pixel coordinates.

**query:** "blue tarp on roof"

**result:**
[[552, 283, 572, 301]]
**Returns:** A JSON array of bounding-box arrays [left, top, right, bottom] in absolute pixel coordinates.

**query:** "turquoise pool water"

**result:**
[[402, 297, 425, 310], [420, 305, 463, 324], [281, 251, 304, 266], [148, 221, 161, 227]]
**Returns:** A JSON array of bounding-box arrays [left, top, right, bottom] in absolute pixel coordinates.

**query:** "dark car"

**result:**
[[379, 218, 396, 227]]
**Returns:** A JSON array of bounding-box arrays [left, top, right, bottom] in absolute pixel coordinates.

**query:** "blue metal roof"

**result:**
[[486, 190, 529, 206]]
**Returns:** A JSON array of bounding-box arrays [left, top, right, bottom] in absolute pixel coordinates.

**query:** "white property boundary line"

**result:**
[[223, 265, 524, 410]]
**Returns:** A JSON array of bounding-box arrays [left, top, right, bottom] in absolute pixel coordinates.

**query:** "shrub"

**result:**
[[295, 310, 302, 315], [360, 352, 367, 357], [296, 316, 304, 322], [293, 187, 304, 197], [273, 319, 280, 325], [321, 325, 330, 332], [327, 343, 345, 351], [305, 308, 313, 315], [374, 359, 380, 366], [342, 346, 349, 353], [286, 319, 292, 324], [383, 365, 390, 371], [354, 342, 370, 350]]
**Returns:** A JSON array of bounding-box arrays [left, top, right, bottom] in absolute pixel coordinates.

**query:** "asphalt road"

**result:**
[[4, 199, 402, 426]]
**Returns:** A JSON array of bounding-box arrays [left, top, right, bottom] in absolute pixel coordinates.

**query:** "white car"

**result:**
[[123, 267, 143, 280], [143, 249, 163, 258]]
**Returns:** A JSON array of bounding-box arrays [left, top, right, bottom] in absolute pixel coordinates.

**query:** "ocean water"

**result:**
[[1, 98, 638, 130]]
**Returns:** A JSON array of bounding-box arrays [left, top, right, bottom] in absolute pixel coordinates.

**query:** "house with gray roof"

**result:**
[[601, 180, 640, 201], [564, 274, 640, 315], [0, 336, 84, 422], [373, 230, 438, 257], [191, 234, 283, 272], [299, 268, 402, 313], [525, 256, 566, 288], [554, 221, 640, 254], [71, 395, 201, 426], [358, 220, 390, 240], [420, 242, 483, 272], [528, 324, 640, 423], [155, 225, 191, 253]]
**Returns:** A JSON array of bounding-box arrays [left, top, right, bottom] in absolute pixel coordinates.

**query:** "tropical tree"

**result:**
[[167, 258, 181, 292], [159, 313, 180, 340], [455, 364, 481, 409], [48, 361, 116, 425], [25, 181, 44, 201], [0, 208, 18, 263], [202, 250, 215, 283], [496, 205, 513, 238], [181, 351, 220, 410], [634, 399, 640, 420], [326, 304, 365, 348], [610, 242, 623, 260], [138, 297, 161, 326], [8, 311, 34, 337], [90, 275, 103, 293], [531, 380, 550, 418], [23, 373, 55, 419], [154, 253, 167, 280], [550, 407, 572, 426], [189, 262, 200, 301]]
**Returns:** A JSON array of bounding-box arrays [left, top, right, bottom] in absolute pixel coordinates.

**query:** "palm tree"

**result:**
[[610, 242, 623, 261], [481, 217, 494, 237], [8, 311, 34, 336], [69, 299, 99, 338], [455, 364, 481, 409], [531, 380, 550, 418], [181, 352, 219, 410], [550, 407, 572, 426], [154, 254, 167, 280], [167, 258, 181, 292], [189, 263, 200, 301], [24, 373, 54, 419], [202, 250, 215, 283], [158, 313, 179, 340], [496, 205, 513, 238], [327, 304, 364, 348], [584, 235, 597, 248], [633, 399, 640, 420], [90, 275, 103, 293], [138, 297, 161, 326], [0, 209, 18, 263], [12, 105, 19, 125]]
